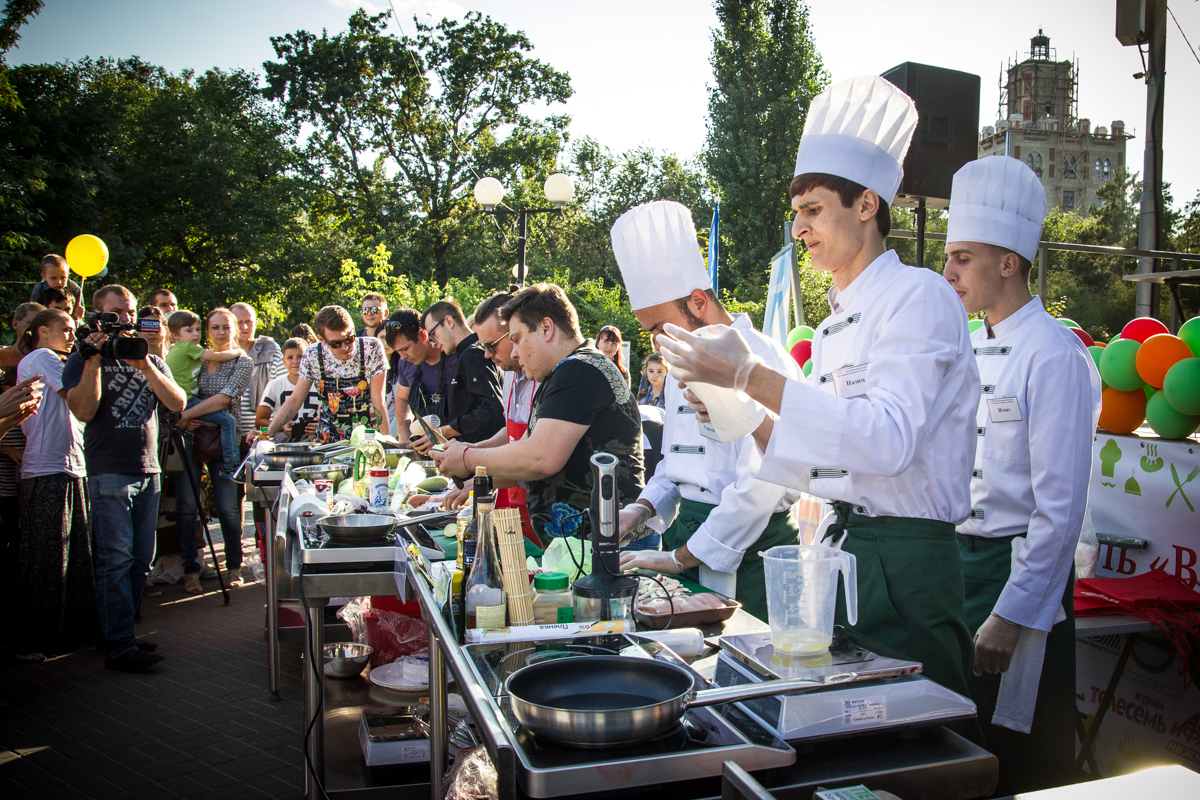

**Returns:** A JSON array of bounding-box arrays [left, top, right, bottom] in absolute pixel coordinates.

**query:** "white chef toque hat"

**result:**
[[611, 200, 711, 311], [946, 156, 1048, 263], [793, 75, 919, 205]]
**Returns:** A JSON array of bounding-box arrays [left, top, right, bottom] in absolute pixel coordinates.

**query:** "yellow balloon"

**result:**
[[65, 234, 109, 278]]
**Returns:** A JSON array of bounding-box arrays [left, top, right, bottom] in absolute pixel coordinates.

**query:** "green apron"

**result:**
[[958, 533, 1076, 796], [825, 501, 984, 746], [663, 497, 798, 621]]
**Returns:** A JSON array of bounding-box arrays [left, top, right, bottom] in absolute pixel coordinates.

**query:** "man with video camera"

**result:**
[[64, 285, 185, 672]]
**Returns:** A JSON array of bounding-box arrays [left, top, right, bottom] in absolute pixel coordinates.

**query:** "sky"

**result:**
[[11, 0, 1200, 205]]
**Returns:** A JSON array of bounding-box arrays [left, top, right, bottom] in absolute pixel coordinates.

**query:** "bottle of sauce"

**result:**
[[463, 495, 506, 630], [258, 426, 271, 442], [459, 467, 491, 573]]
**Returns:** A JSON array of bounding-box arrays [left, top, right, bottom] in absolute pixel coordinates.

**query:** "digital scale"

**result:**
[[713, 630, 977, 744]]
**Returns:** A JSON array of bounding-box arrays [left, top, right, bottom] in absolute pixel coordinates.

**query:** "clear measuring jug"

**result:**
[[759, 545, 857, 655]]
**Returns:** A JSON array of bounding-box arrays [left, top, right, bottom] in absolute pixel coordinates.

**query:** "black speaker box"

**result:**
[[881, 62, 980, 206]]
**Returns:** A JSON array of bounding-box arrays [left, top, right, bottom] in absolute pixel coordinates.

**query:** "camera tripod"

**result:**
[[166, 420, 230, 605]]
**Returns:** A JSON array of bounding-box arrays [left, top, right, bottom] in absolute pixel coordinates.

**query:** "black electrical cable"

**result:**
[[645, 573, 677, 630], [298, 562, 332, 800]]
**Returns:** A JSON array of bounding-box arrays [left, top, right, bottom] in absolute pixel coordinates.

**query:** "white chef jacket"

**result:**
[[757, 250, 980, 524], [957, 296, 1102, 632], [638, 314, 803, 575]]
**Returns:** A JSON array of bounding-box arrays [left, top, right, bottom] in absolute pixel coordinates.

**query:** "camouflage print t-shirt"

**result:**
[[523, 341, 645, 542]]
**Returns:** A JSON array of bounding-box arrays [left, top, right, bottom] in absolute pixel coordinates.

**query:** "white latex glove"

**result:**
[[619, 502, 653, 540], [620, 550, 682, 574], [655, 323, 753, 388]]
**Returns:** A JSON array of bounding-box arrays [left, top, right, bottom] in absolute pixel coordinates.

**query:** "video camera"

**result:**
[[77, 311, 149, 361]]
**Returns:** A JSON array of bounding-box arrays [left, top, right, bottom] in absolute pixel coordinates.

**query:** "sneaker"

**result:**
[[183, 574, 203, 594], [222, 469, 245, 485], [13, 652, 45, 664], [105, 649, 163, 672], [198, 565, 218, 580]]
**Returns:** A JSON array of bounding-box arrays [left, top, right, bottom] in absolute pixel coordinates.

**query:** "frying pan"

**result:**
[[505, 655, 821, 747]]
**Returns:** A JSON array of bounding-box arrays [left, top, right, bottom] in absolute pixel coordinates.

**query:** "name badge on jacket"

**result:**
[[833, 364, 869, 399], [697, 421, 721, 441], [987, 397, 1022, 422]]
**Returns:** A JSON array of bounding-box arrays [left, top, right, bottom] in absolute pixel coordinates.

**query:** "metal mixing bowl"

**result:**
[[323, 642, 373, 678], [291, 464, 348, 485]]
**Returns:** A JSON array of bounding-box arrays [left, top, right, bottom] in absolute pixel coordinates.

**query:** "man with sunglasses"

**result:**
[[267, 305, 390, 442], [356, 292, 389, 340], [412, 299, 502, 455]]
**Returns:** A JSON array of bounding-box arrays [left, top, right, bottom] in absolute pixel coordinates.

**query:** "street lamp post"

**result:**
[[473, 173, 575, 287]]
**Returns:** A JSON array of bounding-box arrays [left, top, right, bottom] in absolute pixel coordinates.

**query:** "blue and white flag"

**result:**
[[708, 201, 720, 294]]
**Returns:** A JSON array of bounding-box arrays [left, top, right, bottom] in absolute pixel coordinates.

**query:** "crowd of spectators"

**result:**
[[1, 253, 652, 672]]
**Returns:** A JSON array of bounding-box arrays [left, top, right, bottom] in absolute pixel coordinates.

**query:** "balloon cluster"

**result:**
[[786, 325, 814, 377], [1094, 316, 1200, 439]]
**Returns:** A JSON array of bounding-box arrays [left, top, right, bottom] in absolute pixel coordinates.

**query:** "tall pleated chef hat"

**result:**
[[611, 200, 711, 311], [793, 75, 919, 205], [946, 156, 1048, 263]]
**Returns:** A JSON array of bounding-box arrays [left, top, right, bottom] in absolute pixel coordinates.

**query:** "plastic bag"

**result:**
[[149, 554, 185, 585], [1074, 505, 1099, 579], [338, 597, 429, 666], [440, 744, 498, 800], [542, 537, 591, 583]]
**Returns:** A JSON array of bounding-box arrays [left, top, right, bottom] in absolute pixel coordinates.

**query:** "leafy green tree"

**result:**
[[0, 0, 42, 109], [263, 9, 572, 285], [705, 0, 826, 302]]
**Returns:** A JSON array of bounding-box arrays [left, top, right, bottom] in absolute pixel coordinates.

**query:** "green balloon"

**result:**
[[1098, 338, 1143, 391], [802, 358, 813, 377], [1059, 318, 1081, 329], [1087, 345, 1104, 370], [786, 326, 815, 349], [1179, 316, 1200, 357], [968, 319, 984, 333], [1163, 357, 1200, 416], [1145, 386, 1156, 400], [1145, 389, 1200, 440]]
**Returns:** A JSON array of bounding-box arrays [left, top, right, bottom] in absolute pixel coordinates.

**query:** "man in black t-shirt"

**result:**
[[64, 285, 186, 673], [432, 283, 645, 544]]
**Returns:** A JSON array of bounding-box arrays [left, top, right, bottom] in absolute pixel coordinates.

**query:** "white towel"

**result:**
[[992, 537, 1067, 733]]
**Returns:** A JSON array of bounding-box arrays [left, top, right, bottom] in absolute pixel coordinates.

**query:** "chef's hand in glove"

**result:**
[[431, 440, 470, 479], [620, 550, 682, 575], [656, 323, 753, 388], [618, 501, 654, 541], [973, 613, 1023, 675]]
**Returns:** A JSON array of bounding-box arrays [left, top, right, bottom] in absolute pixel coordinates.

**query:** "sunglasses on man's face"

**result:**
[[324, 336, 355, 350], [360, 306, 383, 314], [481, 332, 509, 356]]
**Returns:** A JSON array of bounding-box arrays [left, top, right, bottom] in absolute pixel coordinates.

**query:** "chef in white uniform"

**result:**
[[655, 77, 983, 736], [943, 155, 1101, 794], [610, 200, 802, 621]]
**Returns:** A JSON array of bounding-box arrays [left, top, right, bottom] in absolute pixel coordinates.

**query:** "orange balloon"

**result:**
[[1098, 387, 1147, 434], [1094, 341, 1107, 349], [1135, 333, 1193, 388]]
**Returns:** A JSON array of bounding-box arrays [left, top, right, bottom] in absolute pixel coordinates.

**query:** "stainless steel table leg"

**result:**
[[304, 598, 326, 800], [265, 504, 281, 696], [428, 625, 447, 800]]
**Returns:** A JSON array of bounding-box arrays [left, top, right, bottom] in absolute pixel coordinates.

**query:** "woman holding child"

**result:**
[[173, 308, 252, 593]]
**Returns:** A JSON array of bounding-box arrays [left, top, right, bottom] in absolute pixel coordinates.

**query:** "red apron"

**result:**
[[495, 378, 539, 547]]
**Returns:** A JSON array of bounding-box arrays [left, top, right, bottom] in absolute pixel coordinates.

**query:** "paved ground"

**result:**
[[0, 534, 310, 799]]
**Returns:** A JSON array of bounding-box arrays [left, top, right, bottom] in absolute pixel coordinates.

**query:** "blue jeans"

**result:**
[[185, 396, 240, 474], [91, 473, 160, 660], [622, 532, 662, 552], [175, 435, 243, 575]]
